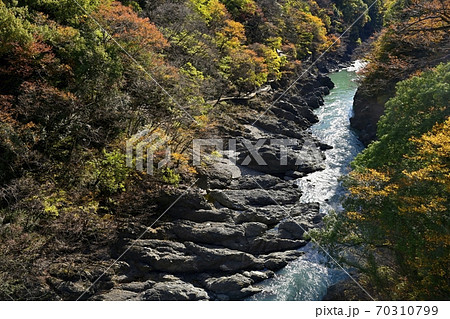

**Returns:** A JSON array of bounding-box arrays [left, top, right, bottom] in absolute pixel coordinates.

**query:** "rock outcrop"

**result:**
[[350, 83, 393, 146], [93, 174, 323, 301], [60, 73, 335, 301]]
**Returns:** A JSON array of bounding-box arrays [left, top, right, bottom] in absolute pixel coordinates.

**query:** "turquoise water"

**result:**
[[250, 65, 365, 301]]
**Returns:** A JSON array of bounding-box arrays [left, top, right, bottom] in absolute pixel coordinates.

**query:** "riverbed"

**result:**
[[250, 62, 366, 301]]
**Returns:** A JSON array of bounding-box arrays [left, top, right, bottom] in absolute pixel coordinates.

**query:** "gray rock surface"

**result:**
[[83, 72, 333, 301], [202, 274, 260, 300], [142, 280, 210, 301], [209, 188, 301, 210]]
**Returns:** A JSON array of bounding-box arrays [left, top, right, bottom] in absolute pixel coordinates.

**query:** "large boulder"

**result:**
[[275, 100, 319, 124], [262, 250, 305, 271], [304, 92, 324, 109], [234, 206, 287, 225], [126, 240, 262, 273], [242, 270, 273, 282], [166, 220, 267, 248], [318, 86, 330, 96], [289, 95, 308, 106], [156, 188, 212, 213], [295, 104, 319, 124], [208, 188, 302, 210], [234, 202, 321, 226], [197, 157, 242, 190], [142, 279, 209, 301], [234, 139, 325, 175], [202, 274, 260, 300], [246, 235, 307, 254], [278, 217, 308, 240], [317, 74, 335, 89], [252, 117, 307, 138], [271, 106, 311, 127], [229, 174, 287, 190]]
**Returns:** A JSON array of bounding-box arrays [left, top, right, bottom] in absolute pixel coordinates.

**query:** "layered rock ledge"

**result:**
[[51, 73, 335, 301]]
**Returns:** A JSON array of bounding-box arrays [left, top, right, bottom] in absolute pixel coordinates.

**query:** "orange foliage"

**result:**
[[215, 19, 246, 50], [95, 1, 169, 51], [345, 118, 450, 298], [396, 0, 450, 44], [0, 40, 58, 79]]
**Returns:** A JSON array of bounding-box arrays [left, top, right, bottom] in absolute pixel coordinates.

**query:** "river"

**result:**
[[250, 61, 366, 301]]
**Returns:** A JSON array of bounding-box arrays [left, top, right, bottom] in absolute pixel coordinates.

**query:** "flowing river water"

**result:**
[[250, 61, 366, 301]]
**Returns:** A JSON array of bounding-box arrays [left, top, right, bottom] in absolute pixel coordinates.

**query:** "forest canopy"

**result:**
[[0, 0, 379, 299], [315, 63, 450, 300]]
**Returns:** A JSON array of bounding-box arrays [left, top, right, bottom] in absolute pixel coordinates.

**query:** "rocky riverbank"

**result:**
[[350, 82, 392, 146], [47, 72, 336, 301]]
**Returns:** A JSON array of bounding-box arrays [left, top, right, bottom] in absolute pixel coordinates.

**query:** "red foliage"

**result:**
[[0, 37, 72, 95], [95, 1, 169, 51], [1, 41, 54, 78]]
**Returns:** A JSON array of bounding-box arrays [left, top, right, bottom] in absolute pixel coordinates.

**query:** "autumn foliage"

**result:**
[[362, 0, 450, 96], [315, 63, 450, 300], [0, 0, 385, 299], [315, 1, 450, 300]]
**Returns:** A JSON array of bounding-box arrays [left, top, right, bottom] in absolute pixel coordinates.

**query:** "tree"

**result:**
[[358, 0, 450, 98], [332, 0, 372, 42], [354, 62, 450, 169], [219, 48, 268, 93], [341, 118, 450, 299], [190, 0, 229, 26], [0, 1, 33, 55], [282, 1, 329, 58], [221, 0, 257, 18], [4, 0, 101, 23], [94, 1, 169, 53], [315, 64, 450, 300], [215, 19, 246, 50], [251, 43, 285, 80]]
